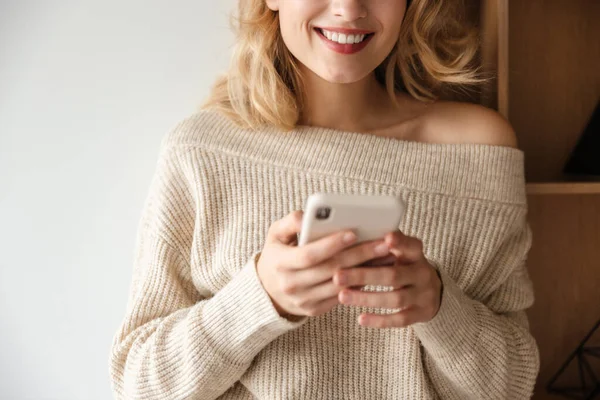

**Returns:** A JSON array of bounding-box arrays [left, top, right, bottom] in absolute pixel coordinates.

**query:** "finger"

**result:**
[[334, 265, 416, 288], [285, 228, 358, 270], [311, 295, 341, 316], [269, 210, 304, 245], [333, 239, 390, 270], [358, 307, 422, 328], [339, 286, 416, 309], [359, 254, 397, 266], [384, 230, 423, 264], [290, 262, 338, 288], [289, 258, 374, 289], [300, 280, 343, 305]]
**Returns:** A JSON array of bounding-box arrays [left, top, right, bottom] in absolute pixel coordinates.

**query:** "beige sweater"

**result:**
[[109, 109, 540, 399]]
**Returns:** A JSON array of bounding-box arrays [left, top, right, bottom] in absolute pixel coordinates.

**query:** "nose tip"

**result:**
[[332, 0, 368, 21]]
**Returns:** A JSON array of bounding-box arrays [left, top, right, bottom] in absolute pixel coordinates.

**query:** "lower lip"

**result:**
[[315, 28, 374, 55]]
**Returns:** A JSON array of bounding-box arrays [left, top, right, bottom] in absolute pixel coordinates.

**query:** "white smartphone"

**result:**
[[297, 192, 406, 247]]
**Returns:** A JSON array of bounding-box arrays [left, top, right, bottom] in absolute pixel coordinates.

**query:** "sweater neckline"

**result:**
[[170, 110, 528, 205], [294, 122, 520, 152]]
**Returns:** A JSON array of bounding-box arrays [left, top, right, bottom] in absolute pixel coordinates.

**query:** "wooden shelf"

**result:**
[[476, 2, 599, 398], [527, 182, 600, 195]]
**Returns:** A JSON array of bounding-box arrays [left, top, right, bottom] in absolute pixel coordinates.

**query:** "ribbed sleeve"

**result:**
[[412, 216, 539, 399], [108, 142, 307, 400]]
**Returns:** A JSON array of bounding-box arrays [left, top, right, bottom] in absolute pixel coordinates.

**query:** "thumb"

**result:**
[[271, 210, 303, 245], [384, 230, 422, 264]]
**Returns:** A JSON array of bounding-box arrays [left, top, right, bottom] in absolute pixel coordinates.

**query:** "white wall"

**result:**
[[0, 1, 235, 398]]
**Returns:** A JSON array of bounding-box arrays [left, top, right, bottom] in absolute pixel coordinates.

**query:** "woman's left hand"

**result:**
[[334, 230, 443, 328]]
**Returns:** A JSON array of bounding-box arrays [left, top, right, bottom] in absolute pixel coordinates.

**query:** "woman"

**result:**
[[109, 0, 540, 399]]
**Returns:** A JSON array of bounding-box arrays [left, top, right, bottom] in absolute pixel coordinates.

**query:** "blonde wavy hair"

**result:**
[[200, 0, 487, 131]]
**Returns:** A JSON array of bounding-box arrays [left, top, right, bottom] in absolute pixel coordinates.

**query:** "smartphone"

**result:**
[[297, 192, 406, 247]]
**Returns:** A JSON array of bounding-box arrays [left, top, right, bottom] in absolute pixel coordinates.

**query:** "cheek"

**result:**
[[384, 18, 404, 43], [376, 3, 407, 44], [277, 13, 310, 56]]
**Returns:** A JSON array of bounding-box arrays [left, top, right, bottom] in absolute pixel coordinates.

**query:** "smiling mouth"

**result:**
[[314, 28, 375, 44], [313, 28, 375, 55]]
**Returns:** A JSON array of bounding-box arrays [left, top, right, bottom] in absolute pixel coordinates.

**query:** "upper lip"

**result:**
[[316, 27, 374, 35]]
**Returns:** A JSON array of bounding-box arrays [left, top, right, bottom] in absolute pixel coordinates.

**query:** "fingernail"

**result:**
[[375, 243, 389, 255], [343, 231, 357, 244]]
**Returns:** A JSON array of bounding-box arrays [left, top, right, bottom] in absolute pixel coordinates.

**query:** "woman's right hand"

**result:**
[[256, 210, 391, 320]]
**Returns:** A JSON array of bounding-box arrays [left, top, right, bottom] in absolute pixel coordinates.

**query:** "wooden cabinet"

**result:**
[[477, 1, 600, 398]]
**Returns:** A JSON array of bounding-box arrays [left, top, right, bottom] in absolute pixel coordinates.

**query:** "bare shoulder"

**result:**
[[416, 100, 519, 148]]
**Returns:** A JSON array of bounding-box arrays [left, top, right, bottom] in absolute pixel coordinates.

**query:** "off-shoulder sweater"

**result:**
[[109, 109, 540, 400]]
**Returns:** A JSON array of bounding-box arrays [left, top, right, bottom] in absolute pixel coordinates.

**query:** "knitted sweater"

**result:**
[[109, 109, 540, 400]]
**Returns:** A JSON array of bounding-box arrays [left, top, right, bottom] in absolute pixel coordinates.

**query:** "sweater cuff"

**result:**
[[201, 251, 308, 366], [412, 266, 480, 359]]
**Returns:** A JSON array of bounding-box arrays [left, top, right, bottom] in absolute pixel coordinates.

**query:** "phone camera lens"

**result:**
[[315, 206, 331, 220]]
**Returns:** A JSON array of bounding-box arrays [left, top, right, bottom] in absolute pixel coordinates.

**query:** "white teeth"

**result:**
[[320, 29, 367, 45]]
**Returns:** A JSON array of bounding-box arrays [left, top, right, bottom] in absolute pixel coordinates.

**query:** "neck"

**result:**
[[297, 67, 395, 133]]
